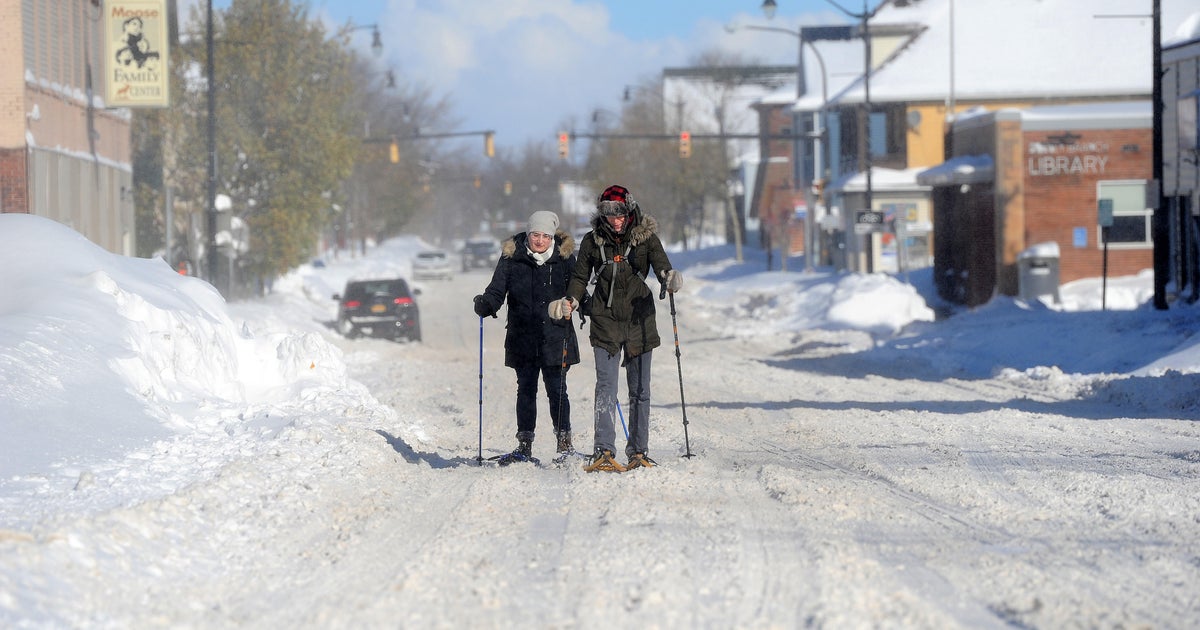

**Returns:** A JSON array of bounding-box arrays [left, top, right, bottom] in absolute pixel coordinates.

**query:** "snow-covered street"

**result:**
[[1, 216, 1198, 627]]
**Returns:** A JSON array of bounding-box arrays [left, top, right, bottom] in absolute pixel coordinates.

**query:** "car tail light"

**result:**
[[345, 300, 362, 308], [394, 296, 414, 305]]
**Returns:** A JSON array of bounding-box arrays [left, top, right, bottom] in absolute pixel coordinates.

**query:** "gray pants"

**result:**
[[593, 347, 652, 458]]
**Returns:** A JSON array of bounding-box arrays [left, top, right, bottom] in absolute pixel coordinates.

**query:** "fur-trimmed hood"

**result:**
[[500, 229, 575, 259], [585, 211, 659, 248]]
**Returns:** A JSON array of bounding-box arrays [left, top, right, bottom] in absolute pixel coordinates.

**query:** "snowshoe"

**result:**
[[551, 449, 588, 466], [626, 453, 657, 470], [495, 450, 540, 466], [583, 449, 627, 473], [492, 437, 538, 466]]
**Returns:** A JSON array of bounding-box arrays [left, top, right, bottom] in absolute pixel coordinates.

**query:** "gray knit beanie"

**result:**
[[527, 210, 559, 236]]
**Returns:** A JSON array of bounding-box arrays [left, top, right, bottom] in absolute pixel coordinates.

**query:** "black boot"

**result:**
[[498, 432, 536, 466], [516, 431, 534, 457]]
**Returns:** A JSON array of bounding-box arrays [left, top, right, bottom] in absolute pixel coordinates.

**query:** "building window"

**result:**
[[1097, 180, 1152, 248]]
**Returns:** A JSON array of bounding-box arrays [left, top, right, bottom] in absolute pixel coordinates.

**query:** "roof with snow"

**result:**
[[829, 0, 1200, 105], [830, 166, 932, 193]]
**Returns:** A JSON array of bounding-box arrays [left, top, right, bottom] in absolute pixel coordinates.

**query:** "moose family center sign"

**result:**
[[103, 0, 170, 108]]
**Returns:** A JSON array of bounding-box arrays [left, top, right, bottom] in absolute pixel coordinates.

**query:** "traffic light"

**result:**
[[557, 132, 569, 159], [473, 175, 482, 189], [504, 180, 513, 196], [389, 139, 399, 163], [484, 132, 495, 158], [679, 131, 691, 158]]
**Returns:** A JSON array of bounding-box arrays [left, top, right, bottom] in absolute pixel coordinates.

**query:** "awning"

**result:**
[[915, 154, 995, 186]]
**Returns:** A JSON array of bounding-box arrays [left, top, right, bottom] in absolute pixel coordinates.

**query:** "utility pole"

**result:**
[[1152, 0, 1168, 309]]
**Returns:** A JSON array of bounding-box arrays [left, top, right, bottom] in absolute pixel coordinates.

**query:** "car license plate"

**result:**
[[371, 304, 387, 313]]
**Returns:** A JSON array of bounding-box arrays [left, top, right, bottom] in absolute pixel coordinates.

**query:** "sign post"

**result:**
[[1098, 198, 1113, 310]]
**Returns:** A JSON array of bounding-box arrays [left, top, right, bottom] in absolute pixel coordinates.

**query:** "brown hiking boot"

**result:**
[[583, 449, 626, 473], [626, 453, 657, 469]]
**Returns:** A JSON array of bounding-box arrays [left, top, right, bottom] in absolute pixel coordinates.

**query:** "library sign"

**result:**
[[103, 0, 170, 108], [1027, 132, 1110, 177]]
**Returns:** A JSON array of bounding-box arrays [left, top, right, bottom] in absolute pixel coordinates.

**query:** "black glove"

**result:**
[[473, 294, 495, 318]]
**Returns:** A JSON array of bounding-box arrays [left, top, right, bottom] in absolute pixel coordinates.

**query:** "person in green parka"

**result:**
[[548, 185, 682, 471]]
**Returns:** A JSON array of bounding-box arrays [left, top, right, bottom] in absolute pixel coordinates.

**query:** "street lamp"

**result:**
[[763, 0, 876, 271], [728, 19, 848, 271], [344, 23, 384, 58], [805, 0, 874, 218]]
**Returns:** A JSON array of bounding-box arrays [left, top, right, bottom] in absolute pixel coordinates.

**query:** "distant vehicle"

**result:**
[[461, 238, 499, 271], [333, 278, 421, 342], [412, 249, 453, 281]]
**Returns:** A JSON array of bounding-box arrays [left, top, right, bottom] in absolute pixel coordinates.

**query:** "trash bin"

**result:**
[[1017, 241, 1061, 303]]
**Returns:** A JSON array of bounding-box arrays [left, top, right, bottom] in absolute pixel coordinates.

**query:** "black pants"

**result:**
[[514, 364, 570, 437]]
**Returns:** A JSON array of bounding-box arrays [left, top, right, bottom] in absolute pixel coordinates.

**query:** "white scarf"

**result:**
[[528, 247, 552, 266]]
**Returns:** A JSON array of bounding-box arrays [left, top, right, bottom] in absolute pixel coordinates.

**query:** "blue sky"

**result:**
[[194, 0, 856, 150], [186, 0, 1200, 155], [301, 1, 852, 43]]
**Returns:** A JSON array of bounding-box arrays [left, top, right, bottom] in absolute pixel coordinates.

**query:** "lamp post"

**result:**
[[730, 17, 847, 271], [764, 0, 875, 271], [728, 21, 808, 270]]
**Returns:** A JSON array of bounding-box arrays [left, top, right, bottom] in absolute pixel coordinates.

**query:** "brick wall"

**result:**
[[0, 147, 27, 213], [0, 0, 25, 147], [1022, 128, 1153, 284]]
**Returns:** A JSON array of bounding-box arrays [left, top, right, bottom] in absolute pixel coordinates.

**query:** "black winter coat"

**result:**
[[566, 209, 672, 359], [478, 231, 581, 369]]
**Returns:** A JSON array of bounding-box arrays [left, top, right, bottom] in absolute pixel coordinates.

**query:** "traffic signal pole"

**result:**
[[364, 130, 498, 160], [567, 131, 823, 141]]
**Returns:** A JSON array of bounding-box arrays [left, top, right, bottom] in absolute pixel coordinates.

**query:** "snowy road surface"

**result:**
[[2, 241, 1198, 628], [334, 269, 1196, 628]]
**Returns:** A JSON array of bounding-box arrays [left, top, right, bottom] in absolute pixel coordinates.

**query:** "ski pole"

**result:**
[[668, 292, 694, 458], [556, 313, 570, 439], [616, 400, 629, 440], [477, 315, 484, 465]]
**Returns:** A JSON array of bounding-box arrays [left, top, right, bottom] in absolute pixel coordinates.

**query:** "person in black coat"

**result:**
[[473, 211, 580, 463]]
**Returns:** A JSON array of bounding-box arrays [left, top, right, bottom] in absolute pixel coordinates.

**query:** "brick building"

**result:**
[[751, 95, 807, 263], [920, 102, 1153, 306], [1, 0, 134, 255]]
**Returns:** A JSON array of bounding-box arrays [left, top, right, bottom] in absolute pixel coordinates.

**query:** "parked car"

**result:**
[[333, 278, 421, 342], [461, 238, 499, 271], [412, 250, 453, 281]]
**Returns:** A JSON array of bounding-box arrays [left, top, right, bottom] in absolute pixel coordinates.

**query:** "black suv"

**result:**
[[333, 279, 421, 342], [461, 239, 499, 271]]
